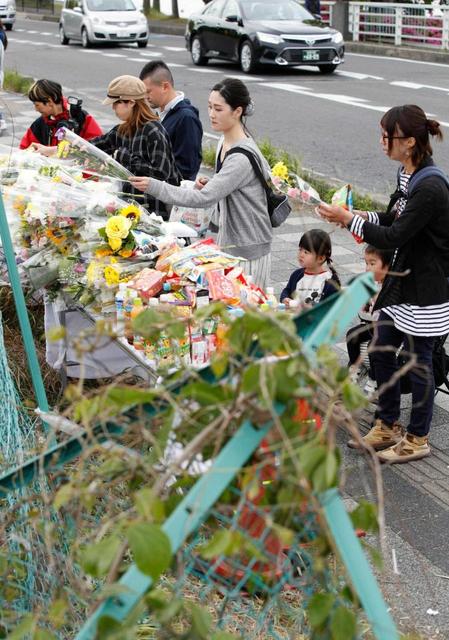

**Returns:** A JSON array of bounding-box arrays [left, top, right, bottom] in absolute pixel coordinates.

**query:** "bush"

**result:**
[[3, 69, 34, 95]]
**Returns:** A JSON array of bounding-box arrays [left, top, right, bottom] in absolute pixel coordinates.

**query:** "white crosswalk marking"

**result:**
[[191, 68, 220, 74], [102, 53, 127, 57], [163, 46, 185, 52], [138, 51, 164, 57], [337, 70, 384, 80], [390, 80, 449, 93]]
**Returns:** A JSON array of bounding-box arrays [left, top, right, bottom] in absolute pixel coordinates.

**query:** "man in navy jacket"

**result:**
[[140, 60, 203, 181]]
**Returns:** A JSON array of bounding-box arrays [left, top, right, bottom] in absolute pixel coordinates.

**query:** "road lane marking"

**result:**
[[337, 70, 384, 80], [390, 80, 449, 93], [138, 51, 164, 57], [163, 46, 185, 51], [190, 68, 221, 73], [102, 53, 127, 57], [225, 74, 264, 82], [347, 51, 449, 69], [127, 57, 148, 62], [167, 63, 186, 67]]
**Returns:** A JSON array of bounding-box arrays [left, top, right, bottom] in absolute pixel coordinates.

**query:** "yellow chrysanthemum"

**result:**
[[108, 236, 122, 252], [86, 261, 102, 285], [271, 161, 289, 182], [118, 248, 133, 258], [57, 139, 71, 159], [105, 215, 132, 240], [104, 265, 120, 286], [119, 204, 141, 222], [95, 247, 113, 258]]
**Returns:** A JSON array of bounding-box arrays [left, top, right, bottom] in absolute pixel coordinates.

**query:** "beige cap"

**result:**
[[103, 75, 147, 105]]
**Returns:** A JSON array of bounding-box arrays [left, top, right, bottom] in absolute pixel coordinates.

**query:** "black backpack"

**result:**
[[398, 335, 449, 394]]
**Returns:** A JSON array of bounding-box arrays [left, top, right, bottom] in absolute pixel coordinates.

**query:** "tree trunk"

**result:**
[[153, 0, 160, 12], [171, 0, 179, 18]]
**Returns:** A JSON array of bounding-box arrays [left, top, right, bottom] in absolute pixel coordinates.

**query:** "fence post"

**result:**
[[442, 8, 449, 50], [331, 0, 350, 40], [395, 6, 402, 46], [352, 3, 360, 41]]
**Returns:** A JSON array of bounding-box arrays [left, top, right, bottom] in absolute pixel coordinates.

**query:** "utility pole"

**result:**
[[171, 0, 179, 18]]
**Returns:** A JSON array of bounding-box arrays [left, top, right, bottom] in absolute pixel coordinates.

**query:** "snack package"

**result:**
[[129, 268, 166, 300], [206, 270, 241, 304], [170, 181, 212, 235]]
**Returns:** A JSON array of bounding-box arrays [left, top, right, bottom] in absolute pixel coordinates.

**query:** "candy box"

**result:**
[[207, 270, 240, 304], [129, 268, 165, 300], [191, 335, 209, 367]]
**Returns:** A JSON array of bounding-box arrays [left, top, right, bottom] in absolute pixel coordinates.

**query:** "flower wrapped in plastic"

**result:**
[[56, 127, 133, 181], [270, 161, 322, 207]]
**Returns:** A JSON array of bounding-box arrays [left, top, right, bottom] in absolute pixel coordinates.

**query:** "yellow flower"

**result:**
[[104, 265, 120, 286], [57, 140, 71, 159], [105, 215, 132, 240], [108, 236, 122, 252], [86, 261, 102, 285], [118, 248, 133, 258], [119, 204, 141, 222], [271, 161, 290, 182]]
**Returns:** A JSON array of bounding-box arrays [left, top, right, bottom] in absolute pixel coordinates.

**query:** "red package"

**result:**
[[206, 270, 240, 303], [129, 268, 166, 300]]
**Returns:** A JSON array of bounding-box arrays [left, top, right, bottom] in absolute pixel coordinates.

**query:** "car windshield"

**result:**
[[241, 0, 312, 21], [86, 0, 136, 11]]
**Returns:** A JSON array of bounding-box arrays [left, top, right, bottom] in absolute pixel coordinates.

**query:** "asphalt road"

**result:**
[[6, 18, 449, 198]]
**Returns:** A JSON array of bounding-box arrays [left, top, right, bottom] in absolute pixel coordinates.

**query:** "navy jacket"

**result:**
[[280, 268, 339, 303], [162, 99, 203, 181]]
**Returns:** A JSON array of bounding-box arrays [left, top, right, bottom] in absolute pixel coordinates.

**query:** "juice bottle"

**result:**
[[265, 286, 277, 308], [114, 282, 127, 333], [131, 297, 144, 350], [124, 289, 138, 344]]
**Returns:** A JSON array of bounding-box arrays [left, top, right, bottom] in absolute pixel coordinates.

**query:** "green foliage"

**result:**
[[127, 523, 172, 580], [4, 69, 34, 95]]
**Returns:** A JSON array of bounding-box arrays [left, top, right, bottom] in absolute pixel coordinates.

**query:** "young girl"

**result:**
[[130, 78, 273, 288], [280, 229, 340, 307]]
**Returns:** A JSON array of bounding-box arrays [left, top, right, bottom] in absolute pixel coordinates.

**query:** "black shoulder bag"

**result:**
[[225, 146, 292, 228]]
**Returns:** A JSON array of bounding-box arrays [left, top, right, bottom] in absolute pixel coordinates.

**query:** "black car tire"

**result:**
[[81, 27, 91, 49], [137, 40, 148, 48], [60, 25, 69, 45], [5, 24, 12, 31], [240, 40, 257, 74], [319, 64, 338, 74], [191, 36, 208, 66]]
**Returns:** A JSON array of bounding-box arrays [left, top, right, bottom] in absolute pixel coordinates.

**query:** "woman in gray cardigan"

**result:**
[[130, 78, 273, 289]]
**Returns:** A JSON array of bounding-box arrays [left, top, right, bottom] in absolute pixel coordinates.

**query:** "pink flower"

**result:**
[[287, 187, 300, 199]]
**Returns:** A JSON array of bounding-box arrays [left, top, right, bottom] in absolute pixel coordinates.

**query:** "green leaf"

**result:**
[[106, 386, 159, 410], [298, 445, 327, 479], [134, 488, 165, 523], [199, 530, 241, 559], [211, 634, 240, 640], [53, 483, 74, 510], [155, 598, 183, 625], [271, 523, 294, 546], [189, 603, 212, 639], [7, 616, 36, 640], [48, 598, 68, 629], [330, 606, 357, 640], [341, 380, 368, 410], [33, 630, 57, 640], [350, 500, 379, 533], [180, 381, 232, 406], [307, 592, 335, 629], [325, 450, 339, 487], [127, 523, 171, 580], [80, 535, 122, 578]]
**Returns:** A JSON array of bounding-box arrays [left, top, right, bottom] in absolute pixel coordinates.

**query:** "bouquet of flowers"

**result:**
[[270, 161, 322, 206], [56, 128, 133, 181]]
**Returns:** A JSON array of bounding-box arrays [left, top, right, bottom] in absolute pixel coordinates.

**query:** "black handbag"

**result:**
[[225, 147, 292, 228]]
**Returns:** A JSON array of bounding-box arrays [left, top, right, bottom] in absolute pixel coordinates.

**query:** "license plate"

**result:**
[[119, 32, 130, 38], [302, 49, 320, 61]]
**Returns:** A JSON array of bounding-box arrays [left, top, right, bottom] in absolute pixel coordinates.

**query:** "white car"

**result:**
[[59, 0, 149, 48], [0, 0, 15, 30]]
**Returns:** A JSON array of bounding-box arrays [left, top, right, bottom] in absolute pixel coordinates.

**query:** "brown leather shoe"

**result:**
[[348, 419, 403, 451]]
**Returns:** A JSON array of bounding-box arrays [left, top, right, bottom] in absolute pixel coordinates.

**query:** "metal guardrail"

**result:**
[[17, 0, 55, 14], [316, 1, 449, 51]]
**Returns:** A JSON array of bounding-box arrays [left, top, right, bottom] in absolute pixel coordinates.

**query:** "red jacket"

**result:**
[[19, 98, 103, 149]]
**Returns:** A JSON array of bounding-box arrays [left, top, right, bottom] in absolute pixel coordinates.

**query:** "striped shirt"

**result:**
[[349, 170, 449, 337]]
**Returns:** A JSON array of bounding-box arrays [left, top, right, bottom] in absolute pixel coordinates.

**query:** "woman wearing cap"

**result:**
[[92, 75, 180, 219], [130, 78, 273, 289]]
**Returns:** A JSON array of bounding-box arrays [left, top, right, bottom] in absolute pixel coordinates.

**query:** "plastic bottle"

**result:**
[[115, 282, 127, 332], [265, 286, 277, 308], [144, 298, 159, 368], [124, 289, 138, 344], [131, 297, 144, 350]]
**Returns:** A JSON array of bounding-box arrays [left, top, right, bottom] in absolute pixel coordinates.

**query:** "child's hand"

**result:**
[[282, 297, 292, 307]]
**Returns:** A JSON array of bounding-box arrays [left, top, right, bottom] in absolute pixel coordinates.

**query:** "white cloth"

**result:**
[[293, 269, 332, 306]]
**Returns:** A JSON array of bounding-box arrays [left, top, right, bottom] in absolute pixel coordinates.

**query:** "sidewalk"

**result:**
[[2, 90, 449, 638]]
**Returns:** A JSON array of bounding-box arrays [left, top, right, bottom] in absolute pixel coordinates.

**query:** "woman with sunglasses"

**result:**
[[92, 75, 180, 219], [318, 104, 449, 463]]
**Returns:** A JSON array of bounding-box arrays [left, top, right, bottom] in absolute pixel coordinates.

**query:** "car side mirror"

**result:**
[[73, 5, 83, 12], [225, 14, 242, 25]]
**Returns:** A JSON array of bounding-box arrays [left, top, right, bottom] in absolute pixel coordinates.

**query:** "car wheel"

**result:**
[[5, 24, 12, 31], [59, 25, 69, 45], [81, 27, 91, 48], [319, 64, 337, 74], [137, 40, 148, 48], [240, 40, 257, 74], [191, 36, 208, 66]]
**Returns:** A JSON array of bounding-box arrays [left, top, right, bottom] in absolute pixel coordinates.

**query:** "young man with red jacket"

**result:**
[[19, 79, 102, 149]]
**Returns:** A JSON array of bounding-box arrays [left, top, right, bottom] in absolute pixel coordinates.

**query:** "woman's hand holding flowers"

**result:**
[[129, 176, 150, 192], [317, 202, 354, 227]]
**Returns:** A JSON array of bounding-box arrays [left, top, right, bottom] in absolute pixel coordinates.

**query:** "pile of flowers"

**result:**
[[270, 161, 322, 206]]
